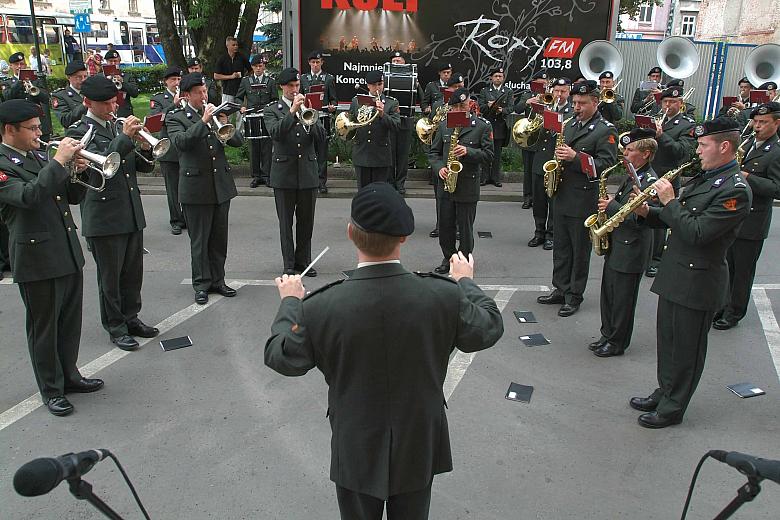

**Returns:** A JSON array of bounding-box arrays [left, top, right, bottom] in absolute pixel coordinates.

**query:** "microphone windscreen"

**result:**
[[13, 458, 63, 497]]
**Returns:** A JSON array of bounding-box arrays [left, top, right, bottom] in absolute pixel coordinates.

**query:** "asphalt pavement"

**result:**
[[1, 193, 778, 519]]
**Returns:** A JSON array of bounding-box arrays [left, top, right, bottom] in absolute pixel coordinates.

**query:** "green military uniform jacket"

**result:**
[[165, 105, 242, 205], [0, 144, 85, 283], [263, 100, 326, 190], [51, 85, 87, 128], [598, 93, 625, 123], [264, 264, 504, 499], [5, 76, 53, 136], [115, 72, 139, 118], [651, 112, 697, 175], [66, 116, 153, 237], [428, 114, 494, 203], [644, 162, 752, 311], [349, 94, 401, 167], [300, 72, 337, 107], [737, 134, 780, 240], [630, 87, 661, 116], [604, 164, 658, 273], [555, 112, 618, 218], [235, 73, 279, 109], [533, 100, 574, 177], [513, 90, 547, 152], [422, 80, 446, 114], [478, 83, 514, 142], [204, 77, 221, 107], [149, 89, 181, 163]]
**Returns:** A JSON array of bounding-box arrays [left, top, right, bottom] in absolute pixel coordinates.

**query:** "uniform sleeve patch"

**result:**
[[150, 100, 156, 108], [51, 97, 59, 108], [608, 134, 615, 144], [0, 172, 8, 182], [723, 198, 737, 211]]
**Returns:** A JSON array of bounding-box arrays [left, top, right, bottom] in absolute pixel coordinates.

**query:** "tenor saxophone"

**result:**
[[541, 116, 575, 197], [444, 126, 463, 193], [584, 162, 622, 256], [592, 161, 694, 239]]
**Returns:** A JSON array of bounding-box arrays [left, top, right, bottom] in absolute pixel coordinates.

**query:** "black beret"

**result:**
[[738, 76, 752, 86], [391, 50, 404, 59], [104, 50, 120, 60], [81, 75, 119, 101], [179, 73, 205, 92], [531, 70, 548, 81], [620, 127, 656, 147], [186, 57, 201, 67], [572, 80, 598, 95], [163, 66, 181, 79], [365, 69, 383, 84], [693, 116, 740, 138], [648, 66, 662, 75], [9, 52, 24, 63], [307, 50, 323, 61], [351, 182, 414, 237], [750, 101, 780, 118], [666, 78, 684, 88], [438, 62, 453, 72], [250, 54, 266, 65], [553, 77, 572, 86], [599, 71, 614, 80], [489, 67, 505, 76], [65, 61, 87, 75], [0, 99, 42, 124], [758, 81, 778, 90], [450, 87, 469, 104], [277, 67, 300, 85], [446, 73, 464, 86], [660, 87, 683, 100]]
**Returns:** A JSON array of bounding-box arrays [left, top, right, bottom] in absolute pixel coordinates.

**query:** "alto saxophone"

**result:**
[[444, 126, 463, 193], [592, 161, 694, 239], [584, 162, 622, 256], [542, 116, 575, 197]]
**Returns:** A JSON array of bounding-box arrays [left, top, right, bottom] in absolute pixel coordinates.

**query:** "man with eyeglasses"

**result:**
[[4, 52, 53, 146]]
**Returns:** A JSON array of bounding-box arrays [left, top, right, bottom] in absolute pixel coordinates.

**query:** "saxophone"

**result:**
[[542, 116, 575, 197], [444, 127, 463, 193], [584, 162, 623, 256], [592, 161, 694, 239], [736, 132, 754, 164]]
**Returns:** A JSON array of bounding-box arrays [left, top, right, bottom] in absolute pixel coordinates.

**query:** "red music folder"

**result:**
[[722, 96, 738, 109], [115, 91, 126, 105], [18, 69, 37, 81], [143, 113, 164, 133], [542, 109, 563, 133], [530, 80, 546, 94], [442, 88, 454, 103], [634, 114, 656, 130], [305, 93, 323, 110], [102, 64, 119, 76], [579, 152, 597, 179], [750, 90, 770, 104], [308, 84, 325, 94], [446, 110, 469, 128], [529, 101, 545, 114], [653, 92, 662, 104], [356, 94, 377, 107]]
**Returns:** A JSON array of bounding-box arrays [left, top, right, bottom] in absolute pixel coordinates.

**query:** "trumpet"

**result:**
[[600, 79, 623, 104], [110, 75, 123, 89], [37, 127, 120, 192], [210, 115, 236, 143], [115, 117, 171, 159], [24, 80, 40, 97], [293, 93, 319, 133]]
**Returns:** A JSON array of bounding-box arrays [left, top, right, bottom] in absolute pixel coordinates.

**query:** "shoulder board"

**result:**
[[169, 107, 184, 114], [414, 271, 458, 284], [600, 119, 614, 127], [683, 116, 695, 123], [152, 91, 164, 97], [68, 121, 82, 128], [52, 87, 65, 93], [733, 174, 747, 188], [385, 95, 397, 101], [477, 116, 490, 124], [303, 279, 345, 300]]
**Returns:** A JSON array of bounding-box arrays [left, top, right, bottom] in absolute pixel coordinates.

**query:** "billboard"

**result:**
[[297, 0, 618, 103]]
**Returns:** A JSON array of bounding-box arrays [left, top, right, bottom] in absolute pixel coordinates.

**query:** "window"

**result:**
[[638, 4, 654, 23], [7, 16, 35, 44], [99, 0, 111, 10], [681, 15, 696, 37], [146, 24, 160, 45], [128, 0, 138, 12], [87, 21, 108, 40]]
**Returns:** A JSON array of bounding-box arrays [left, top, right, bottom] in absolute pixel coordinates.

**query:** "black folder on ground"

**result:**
[[505, 382, 533, 403], [513, 311, 537, 323], [160, 336, 193, 352], [477, 231, 493, 238], [726, 382, 765, 398], [519, 333, 550, 347]]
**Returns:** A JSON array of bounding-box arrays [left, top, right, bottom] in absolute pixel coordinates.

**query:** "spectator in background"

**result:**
[[42, 49, 54, 75], [86, 50, 102, 76], [64, 29, 79, 63], [214, 36, 251, 104], [28, 47, 43, 74]]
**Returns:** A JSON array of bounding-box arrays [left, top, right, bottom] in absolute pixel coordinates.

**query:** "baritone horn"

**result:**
[[37, 125, 120, 192]]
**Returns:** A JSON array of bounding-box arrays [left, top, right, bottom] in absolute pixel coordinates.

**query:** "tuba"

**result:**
[[584, 162, 623, 256], [745, 44, 780, 92], [38, 125, 120, 192], [657, 37, 700, 80], [579, 40, 624, 83]]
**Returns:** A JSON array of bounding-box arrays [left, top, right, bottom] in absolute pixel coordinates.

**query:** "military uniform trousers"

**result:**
[[356, 166, 391, 189], [182, 202, 230, 292], [273, 188, 316, 271], [649, 228, 666, 269], [317, 114, 331, 188], [249, 136, 272, 184], [721, 238, 765, 322], [438, 198, 476, 259], [390, 118, 414, 190], [0, 220, 9, 270], [522, 149, 534, 201], [88, 231, 144, 338], [532, 171, 554, 240], [160, 161, 185, 228], [18, 271, 84, 400], [336, 480, 432, 520], [599, 265, 643, 350], [482, 137, 505, 184], [649, 297, 713, 418], [551, 214, 590, 306]]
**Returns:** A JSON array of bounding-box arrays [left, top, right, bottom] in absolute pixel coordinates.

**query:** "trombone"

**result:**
[[115, 117, 172, 163], [37, 125, 120, 192]]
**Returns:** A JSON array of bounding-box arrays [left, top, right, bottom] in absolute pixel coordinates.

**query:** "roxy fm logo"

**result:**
[[321, 0, 418, 12]]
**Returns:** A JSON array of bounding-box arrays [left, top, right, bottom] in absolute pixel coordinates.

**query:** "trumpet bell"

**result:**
[[216, 123, 236, 142], [152, 137, 171, 158], [101, 152, 121, 178], [584, 213, 599, 228], [657, 37, 700, 79], [745, 43, 780, 90], [298, 107, 319, 126], [541, 92, 555, 105], [579, 40, 623, 81]]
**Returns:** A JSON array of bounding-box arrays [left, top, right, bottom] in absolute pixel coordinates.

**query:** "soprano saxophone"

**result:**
[[584, 162, 623, 256], [592, 161, 694, 239], [444, 127, 463, 193], [541, 116, 575, 198]]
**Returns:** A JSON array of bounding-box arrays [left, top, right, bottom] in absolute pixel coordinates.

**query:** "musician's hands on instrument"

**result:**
[[201, 103, 216, 124], [375, 98, 385, 116], [741, 170, 751, 179], [449, 252, 474, 281], [424, 106, 431, 114], [52, 137, 84, 166], [555, 144, 576, 161], [121, 115, 143, 138], [275, 273, 306, 300], [732, 101, 746, 110], [438, 167, 449, 180], [597, 196, 612, 212], [327, 104, 336, 113], [655, 121, 664, 137], [653, 178, 675, 205], [453, 144, 468, 157], [290, 93, 306, 114], [72, 157, 90, 173], [240, 106, 247, 113], [633, 201, 650, 218], [216, 113, 228, 124]]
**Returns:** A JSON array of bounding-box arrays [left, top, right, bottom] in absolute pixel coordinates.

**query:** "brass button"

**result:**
[[67, 227, 72, 231], [297, 143, 301, 147], [130, 187, 134, 191], [689, 263, 694, 267], [56, 195, 62, 201], [368, 130, 371, 134], [213, 168, 217, 172], [64, 211, 69, 216], [663, 245, 668, 250], [209, 146, 213, 150], [692, 207, 696, 211], [296, 133, 300, 137], [367, 139, 371, 143], [126, 174, 130, 178], [122, 160, 126, 164], [30, 239, 35, 243], [298, 154, 302, 158]]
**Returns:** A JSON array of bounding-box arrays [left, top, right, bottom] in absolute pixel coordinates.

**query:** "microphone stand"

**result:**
[[68, 478, 126, 520], [712, 477, 762, 520]]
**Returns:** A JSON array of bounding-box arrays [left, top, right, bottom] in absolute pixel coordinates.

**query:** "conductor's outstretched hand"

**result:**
[[450, 252, 474, 281], [275, 274, 306, 300]]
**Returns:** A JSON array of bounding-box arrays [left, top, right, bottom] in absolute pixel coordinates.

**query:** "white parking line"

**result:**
[[751, 287, 780, 381]]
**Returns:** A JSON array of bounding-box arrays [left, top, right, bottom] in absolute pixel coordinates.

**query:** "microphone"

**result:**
[[709, 450, 780, 485], [13, 449, 111, 497]]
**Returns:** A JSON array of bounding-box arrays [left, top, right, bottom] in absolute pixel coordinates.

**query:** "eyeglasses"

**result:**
[[19, 125, 43, 132]]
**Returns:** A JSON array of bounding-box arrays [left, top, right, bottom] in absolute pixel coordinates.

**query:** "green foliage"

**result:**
[[122, 65, 169, 94]]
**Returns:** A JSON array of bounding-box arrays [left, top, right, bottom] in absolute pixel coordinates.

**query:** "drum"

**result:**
[[242, 113, 268, 140], [383, 62, 418, 117]]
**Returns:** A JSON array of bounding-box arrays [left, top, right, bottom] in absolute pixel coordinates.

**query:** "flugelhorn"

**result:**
[[37, 125, 120, 192], [115, 117, 171, 159]]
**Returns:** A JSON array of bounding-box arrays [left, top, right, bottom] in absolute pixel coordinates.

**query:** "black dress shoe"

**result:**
[[629, 396, 659, 412], [195, 290, 209, 305], [210, 284, 237, 297], [713, 318, 738, 330], [303, 268, 317, 277], [127, 319, 159, 338], [558, 303, 580, 317], [593, 342, 624, 357], [527, 236, 544, 247], [319, 186, 328, 194], [588, 336, 608, 351], [250, 179, 260, 188], [493, 181, 502, 187], [46, 396, 74, 417], [429, 228, 439, 238], [537, 293, 564, 305], [65, 377, 104, 393], [543, 239, 554, 250], [480, 180, 487, 186], [521, 200, 532, 209], [111, 334, 140, 351], [283, 268, 296, 276], [638, 411, 682, 429], [645, 266, 658, 278], [434, 262, 449, 274], [171, 225, 182, 235]]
